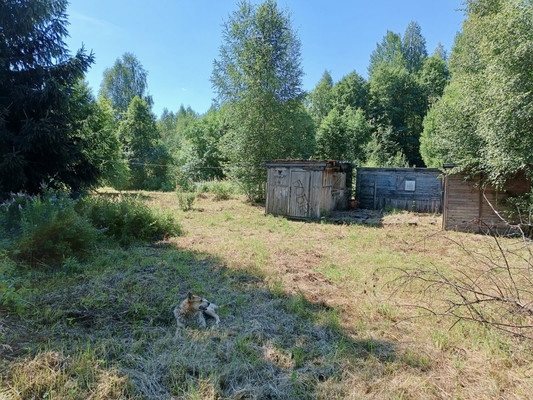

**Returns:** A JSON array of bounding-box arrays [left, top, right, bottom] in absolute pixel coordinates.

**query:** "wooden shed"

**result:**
[[264, 160, 352, 219], [442, 170, 531, 233], [356, 167, 442, 213]]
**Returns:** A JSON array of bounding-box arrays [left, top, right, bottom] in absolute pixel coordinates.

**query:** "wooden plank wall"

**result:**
[[356, 168, 442, 213], [265, 166, 291, 217], [320, 168, 349, 215], [265, 161, 352, 219], [289, 169, 313, 218], [443, 171, 531, 233], [442, 174, 480, 231]]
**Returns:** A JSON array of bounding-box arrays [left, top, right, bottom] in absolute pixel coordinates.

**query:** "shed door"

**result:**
[[289, 170, 311, 218]]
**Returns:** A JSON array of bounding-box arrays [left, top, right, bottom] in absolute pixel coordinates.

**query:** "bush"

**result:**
[[176, 191, 196, 211], [80, 195, 182, 246], [0, 193, 32, 237], [195, 179, 239, 201], [0, 251, 28, 314], [0, 190, 97, 264]]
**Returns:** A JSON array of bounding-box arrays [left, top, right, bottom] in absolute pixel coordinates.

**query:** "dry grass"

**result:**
[[1, 191, 533, 399]]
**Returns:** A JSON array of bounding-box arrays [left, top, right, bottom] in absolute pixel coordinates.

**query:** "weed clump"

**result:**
[[0, 190, 97, 264], [176, 190, 197, 211], [80, 195, 182, 246], [195, 179, 238, 201]]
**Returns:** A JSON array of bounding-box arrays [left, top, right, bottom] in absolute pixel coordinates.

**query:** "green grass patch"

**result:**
[[80, 194, 182, 246], [2, 191, 533, 399]]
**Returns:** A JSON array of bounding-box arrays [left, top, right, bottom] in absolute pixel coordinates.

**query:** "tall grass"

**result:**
[[195, 179, 240, 201], [1, 349, 132, 399], [80, 194, 182, 246], [1, 192, 532, 399]]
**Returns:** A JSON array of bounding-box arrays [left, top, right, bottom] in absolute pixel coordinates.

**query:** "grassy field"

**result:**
[[1, 191, 533, 399]]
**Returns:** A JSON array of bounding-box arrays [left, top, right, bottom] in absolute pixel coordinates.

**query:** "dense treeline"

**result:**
[[1, 0, 532, 203]]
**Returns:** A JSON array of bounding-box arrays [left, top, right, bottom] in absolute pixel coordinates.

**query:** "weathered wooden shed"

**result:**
[[264, 160, 352, 219], [442, 170, 531, 233], [356, 167, 442, 213]]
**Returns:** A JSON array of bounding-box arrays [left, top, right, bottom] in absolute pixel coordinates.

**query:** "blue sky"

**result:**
[[65, 1, 465, 118]]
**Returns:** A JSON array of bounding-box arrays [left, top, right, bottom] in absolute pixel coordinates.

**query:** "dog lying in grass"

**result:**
[[173, 292, 220, 333]]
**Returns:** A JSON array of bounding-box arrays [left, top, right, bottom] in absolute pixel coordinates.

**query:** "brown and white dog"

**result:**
[[173, 292, 220, 333]]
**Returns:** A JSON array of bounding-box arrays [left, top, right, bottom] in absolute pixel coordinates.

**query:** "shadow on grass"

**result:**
[[1, 243, 401, 399]]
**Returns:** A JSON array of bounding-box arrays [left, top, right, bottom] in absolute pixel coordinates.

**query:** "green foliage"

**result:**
[[180, 109, 228, 182], [423, 0, 533, 185], [331, 71, 368, 112], [211, 184, 233, 201], [118, 96, 170, 190], [364, 22, 449, 168], [1, 189, 98, 264], [220, 96, 315, 201], [403, 21, 428, 73], [70, 85, 127, 188], [158, 105, 201, 191], [506, 191, 533, 234], [418, 48, 449, 106], [315, 106, 371, 163], [368, 31, 405, 76], [419, 105, 442, 168], [0, 193, 33, 239], [176, 191, 197, 211], [368, 63, 427, 166], [99, 52, 152, 116], [212, 0, 312, 201], [364, 129, 409, 168], [0, 0, 96, 200], [212, 0, 305, 104], [0, 251, 28, 314], [307, 70, 334, 127], [195, 179, 239, 200], [80, 195, 182, 246], [315, 108, 345, 160]]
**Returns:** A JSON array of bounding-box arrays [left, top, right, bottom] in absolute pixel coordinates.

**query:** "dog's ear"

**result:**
[[187, 292, 193, 300]]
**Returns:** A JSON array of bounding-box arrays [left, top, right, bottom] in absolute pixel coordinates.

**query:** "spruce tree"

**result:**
[[0, 0, 95, 198]]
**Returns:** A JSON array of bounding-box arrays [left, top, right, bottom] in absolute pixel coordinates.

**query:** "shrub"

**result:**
[[195, 179, 239, 201], [0, 251, 28, 314], [80, 195, 182, 246], [176, 191, 196, 211], [211, 181, 233, 201], [1, 190, 97, 264]]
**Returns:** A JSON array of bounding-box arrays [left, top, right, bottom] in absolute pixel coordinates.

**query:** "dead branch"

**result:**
[[389, 230, 533, 339]]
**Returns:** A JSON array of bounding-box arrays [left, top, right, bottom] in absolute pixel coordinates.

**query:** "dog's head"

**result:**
[[184, 292, 210, 311]]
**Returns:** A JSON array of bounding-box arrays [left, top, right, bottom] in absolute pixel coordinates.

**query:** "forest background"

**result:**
[[1, 0, 532, 202], [3, 1, 533, 397]]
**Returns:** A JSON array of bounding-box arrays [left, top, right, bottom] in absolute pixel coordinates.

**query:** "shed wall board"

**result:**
[[356, 168, 442, 213], [443, 171, 531, 233], [265, 160, 351, 219]]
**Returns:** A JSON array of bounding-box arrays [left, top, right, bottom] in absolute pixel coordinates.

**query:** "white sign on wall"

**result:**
[[405, 180, 416, 191]]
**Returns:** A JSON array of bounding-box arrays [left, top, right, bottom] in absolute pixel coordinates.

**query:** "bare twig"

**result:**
[[390, 227, 533, 339]]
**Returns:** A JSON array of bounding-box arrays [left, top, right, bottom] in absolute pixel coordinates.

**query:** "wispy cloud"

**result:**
[[69, 10, 116, 30]]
